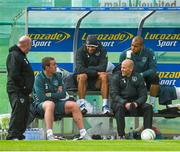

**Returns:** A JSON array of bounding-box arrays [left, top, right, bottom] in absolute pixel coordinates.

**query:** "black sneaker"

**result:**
[[73, 133, 92, 140], [117, 135, 126, 140]]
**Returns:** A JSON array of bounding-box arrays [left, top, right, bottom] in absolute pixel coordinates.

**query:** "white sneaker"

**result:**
[[47, 134, 58, 140], [47, 134, 66, 140], [102, 105, 110, 114], [77, 99, 88, 114]]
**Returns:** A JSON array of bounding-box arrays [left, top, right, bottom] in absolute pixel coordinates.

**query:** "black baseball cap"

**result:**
[[86, 35, 98, 47]]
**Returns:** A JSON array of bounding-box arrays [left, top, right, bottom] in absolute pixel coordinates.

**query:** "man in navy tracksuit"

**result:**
[[6, 36, 34, 140], [115, 36, 159, 110], [110, 59, 153, 139]]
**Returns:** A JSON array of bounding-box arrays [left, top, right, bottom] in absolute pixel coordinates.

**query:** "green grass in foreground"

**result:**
[[0, 140, 180, 151]]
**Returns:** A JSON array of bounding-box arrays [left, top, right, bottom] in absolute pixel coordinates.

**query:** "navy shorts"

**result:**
[[36, 100, 66, 120], [74, 74, 98, 90]]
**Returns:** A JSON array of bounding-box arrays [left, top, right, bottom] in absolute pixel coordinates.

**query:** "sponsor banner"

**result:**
[[28, 28, 180, 86], [29, 28, 180, 52], [99, 0, 179, 7], [31, 62, 180, 87], [31, 63, 73, 73], [158, 64, 180, 86], [28, 28, 74, 52], [27, 6, 180, 11]]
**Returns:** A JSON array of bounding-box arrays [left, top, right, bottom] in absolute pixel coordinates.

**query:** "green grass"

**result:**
[[0, 140, 180, 151]]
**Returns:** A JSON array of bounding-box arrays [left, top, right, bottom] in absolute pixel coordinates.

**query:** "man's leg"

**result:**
[[77, 74, 88, 114], [7, 92, 29, 140], [77, 74, 87, 99], [139, 103, 153, 129], [42, 101, 55, 140], [96, 72, 110, 114], [114, 105, 126, 137], [145, 74, 159, 113], [64, 101, 91, 140]]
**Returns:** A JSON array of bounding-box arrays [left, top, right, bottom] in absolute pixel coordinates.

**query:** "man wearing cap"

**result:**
[[6, 35, 34, 140], [74, 35, 110, 114]]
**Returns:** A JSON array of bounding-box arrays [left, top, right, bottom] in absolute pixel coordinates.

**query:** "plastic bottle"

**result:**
[[39, 128, 45, 140], [93, 99, 97, 114], [128, 127, 134, 139], [149, 97, 158, 113], [24, 129, 29, 140], [153, 101, 158, 113]]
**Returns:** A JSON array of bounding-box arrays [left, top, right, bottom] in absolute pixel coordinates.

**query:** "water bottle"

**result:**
[[34, 128, 38, 140], [153, 101, 158, 113], [39, 128, 45, 140], [149, 97, 158, 113], [128, 127, 134, 139], [93, 99, 97, 114], [24, 129, 29, 140], [0, 130, 3, 140], [4, 129, 8, 140]]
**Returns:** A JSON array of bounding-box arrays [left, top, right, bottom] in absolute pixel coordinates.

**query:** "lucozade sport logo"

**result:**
[[28, 31, 71, 48], [81, 32, 134, 47], [144, 32, 180, 48]]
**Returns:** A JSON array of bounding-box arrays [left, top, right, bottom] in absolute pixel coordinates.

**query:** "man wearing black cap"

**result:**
[[110, 59, 153, 139], [74, 35, 110, 114]]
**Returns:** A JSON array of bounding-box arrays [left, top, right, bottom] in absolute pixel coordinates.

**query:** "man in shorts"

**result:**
[[74, 35, 110, 114], [33, 57, 91, 140]]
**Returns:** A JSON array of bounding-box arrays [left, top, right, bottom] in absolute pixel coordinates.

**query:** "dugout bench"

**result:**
[[58, 89, 180, 136]]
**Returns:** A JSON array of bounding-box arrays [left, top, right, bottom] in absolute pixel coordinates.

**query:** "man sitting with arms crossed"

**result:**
[[74, 35, 110, 114], [33, 57, 91, 140], [110, 59, 153, 139]]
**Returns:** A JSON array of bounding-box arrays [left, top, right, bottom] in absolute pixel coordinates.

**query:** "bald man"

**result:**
[[115, 36, 159, 112], [110, 59, 153, 139], [6, 35, 34, 140]]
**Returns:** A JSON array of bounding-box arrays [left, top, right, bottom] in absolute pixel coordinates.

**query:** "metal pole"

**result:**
[[137, 10, 156, 36], [73, 11, 92, 71], [25, 8, 28, 35]]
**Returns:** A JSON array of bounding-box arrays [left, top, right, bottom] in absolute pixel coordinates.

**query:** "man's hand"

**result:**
[[125, 102, 138, 110], [133, 102, 138, 108], [45, 93, 51, 97], [57, 86, 63, 93], [125, 102, 131, 110]]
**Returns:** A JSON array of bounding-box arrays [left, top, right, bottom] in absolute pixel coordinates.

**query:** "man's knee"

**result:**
[[143, 103, 153, 112], [112, 103, 125, 114], [43, 101, 55, 111], [65, 101, 79, 112], [98, 72, 108, 82], [77, 74, 88, 82], [151, 73, 159, 85]]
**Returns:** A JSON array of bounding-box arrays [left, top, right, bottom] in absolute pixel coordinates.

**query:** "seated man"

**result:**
[[110, 59, 153, 139], [115, 36, 159, 111], [74, 35, 110, 114], [33, 57, 91, 140]]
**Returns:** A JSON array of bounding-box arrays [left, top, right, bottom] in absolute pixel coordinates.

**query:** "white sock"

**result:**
[[149, 96, 156, 104], [77, 99, 85, 105], [102, 99, 108, 107], [80, 129, 87, 137], [47, 129, 53, 136]]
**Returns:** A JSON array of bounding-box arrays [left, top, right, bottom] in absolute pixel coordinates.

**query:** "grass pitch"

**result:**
[[0, 140, 180, 151]]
